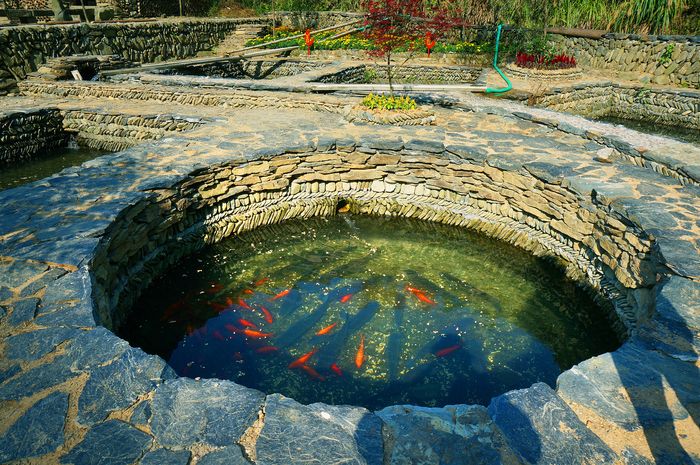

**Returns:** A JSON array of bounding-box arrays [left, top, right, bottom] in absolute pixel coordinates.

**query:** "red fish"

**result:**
[[225, 297, 234, 307], [289, 348, 318, 368], [270, 289, 290, 301], [161, 300, 185, 321], [210, 302, 228, 313], [339, 293, 353, 303], [260, 306, 274, 324], [243, 329, 273, 339], [414, 291, 436, 305], [243, 289, 254, 295], [238, 298, 252, 310], [435, 344, 461, 357], [225, 323, 238, 334], [254, 277, 270, 287], [238, 318, 258, 329], [355, 335, 365, 369], [301, 365, 325, 381], [315, 322, 337, 336], [406, 285, 436, 305], [255, 346, 279, 354], [330, 363, 343, 377], [212, 330, 225, 341]]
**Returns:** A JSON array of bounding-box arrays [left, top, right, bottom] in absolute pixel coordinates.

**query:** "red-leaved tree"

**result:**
[[362, 0, 460, 94]]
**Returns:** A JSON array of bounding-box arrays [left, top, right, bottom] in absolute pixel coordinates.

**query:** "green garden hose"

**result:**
[[485, 24, 512, 94]]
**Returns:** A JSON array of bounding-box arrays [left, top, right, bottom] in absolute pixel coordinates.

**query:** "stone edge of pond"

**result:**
[[18, 77, 700, 187], [0, 132, 697, 465]]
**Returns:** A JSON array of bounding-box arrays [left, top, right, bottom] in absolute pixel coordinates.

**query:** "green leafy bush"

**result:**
[[362, 93, 418, 110]]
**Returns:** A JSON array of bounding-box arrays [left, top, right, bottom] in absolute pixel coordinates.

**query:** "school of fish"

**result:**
[[167, 278, 462, 382]]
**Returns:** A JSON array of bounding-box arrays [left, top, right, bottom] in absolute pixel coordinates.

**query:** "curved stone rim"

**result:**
[[0, 119, 697, 464]]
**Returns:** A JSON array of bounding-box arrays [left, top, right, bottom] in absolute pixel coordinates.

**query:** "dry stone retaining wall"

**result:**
[[91, 144, 659, 336], [0, 108, 67, 165], [529, 84, 700, 131], [314, 64, 484, 84], [62, 110, 205, 152], [551, 33, 700, 88], [0, 18, 266, 94]]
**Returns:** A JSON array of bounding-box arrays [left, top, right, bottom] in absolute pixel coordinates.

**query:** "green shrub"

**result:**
[[362, 93, 418, 110]]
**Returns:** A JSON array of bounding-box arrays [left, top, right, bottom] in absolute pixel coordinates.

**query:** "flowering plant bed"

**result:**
[[347, 94, 434, 125], [515, 52, 577, 70]]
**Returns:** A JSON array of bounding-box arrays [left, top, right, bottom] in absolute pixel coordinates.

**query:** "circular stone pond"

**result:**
[[120, 215, 621, 410]]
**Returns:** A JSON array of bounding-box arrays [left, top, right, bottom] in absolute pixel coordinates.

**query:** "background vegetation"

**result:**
[[208, 0, 699, 35]]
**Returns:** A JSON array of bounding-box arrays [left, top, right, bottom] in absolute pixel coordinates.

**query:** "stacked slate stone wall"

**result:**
[[550, 33, 700, 88], [529, 84, 700, 131], [163, 59, 327, 79], [62, 110, 205, 152], [0, 18, 266, 94], [91, 144, 659, 336], [274, 11, 362, 30], [0, 108, 68, 165], [315, 64, 483, 84]]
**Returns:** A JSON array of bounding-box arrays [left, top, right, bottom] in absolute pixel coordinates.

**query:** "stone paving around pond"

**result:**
[[0, 75, 698, 465]]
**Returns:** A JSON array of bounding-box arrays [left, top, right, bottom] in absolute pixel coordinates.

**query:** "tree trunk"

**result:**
[[386, 52, 393, 96]]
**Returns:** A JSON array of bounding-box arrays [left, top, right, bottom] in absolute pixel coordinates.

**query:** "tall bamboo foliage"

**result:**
[[227, 0, 697, 34]]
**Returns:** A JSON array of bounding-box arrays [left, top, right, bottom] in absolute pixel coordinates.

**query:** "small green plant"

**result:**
[[362, 68, 378, 83], [658, 44, 674, 65], [362, 93, 418, 111]]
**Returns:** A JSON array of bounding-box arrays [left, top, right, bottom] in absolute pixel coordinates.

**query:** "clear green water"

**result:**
[[0, 146, 107, 191], [596, 116, 700, 145], [122, 215, 621, 409]]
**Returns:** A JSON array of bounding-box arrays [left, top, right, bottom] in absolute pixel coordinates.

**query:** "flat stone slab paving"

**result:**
[[0, 85, 698, 465]]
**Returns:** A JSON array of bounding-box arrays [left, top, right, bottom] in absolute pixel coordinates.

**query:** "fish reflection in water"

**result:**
[[124, 215, 620, 410]]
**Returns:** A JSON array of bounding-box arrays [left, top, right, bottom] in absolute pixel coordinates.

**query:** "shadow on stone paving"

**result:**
[[612, 277, 699, 465]]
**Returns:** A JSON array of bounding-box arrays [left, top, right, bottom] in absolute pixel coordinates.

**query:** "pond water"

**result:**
[[122, 215, 621, 409], [596, 116, 700, 146], [0, 145, 107, 191]]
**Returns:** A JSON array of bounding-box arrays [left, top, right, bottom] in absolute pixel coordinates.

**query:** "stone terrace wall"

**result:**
[[274, 11, 362, 30], [62, 110, 205, 152], [315, 64, 484, 84], [551, 33, 700, 88], [0, 18, 266, 94], [0, 108, 67, 165], [92, 145, 659, 335], [529, 84, 700, 131]]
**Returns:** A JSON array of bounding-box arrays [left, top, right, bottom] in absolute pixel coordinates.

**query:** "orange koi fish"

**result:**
[[355, 335, 365, 369], [210, 302, 228, 313], [288, 348, 318, 369], [212, 330, 225, 341], [225, 323, 238, 334], [301, 365, 326, 381], [406, 285, 436, 305], [254, 277, 270, 287], [243, 329, 273, 339], [238, 318, 258, 329], [435, 344, 461, 357], [161, 300, 185, 321], [414, 291, 436, 305], [339, 293, 353, 303], [260, 306, 274, 324], [330, 363, 343, 377], [255, 346, 279, 354], [315, 322, 338, 336], [243, 289, 254, 295], [238, 298, 252, 310], [226, 297, 234, 307], [270, 289, 290, 301]]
